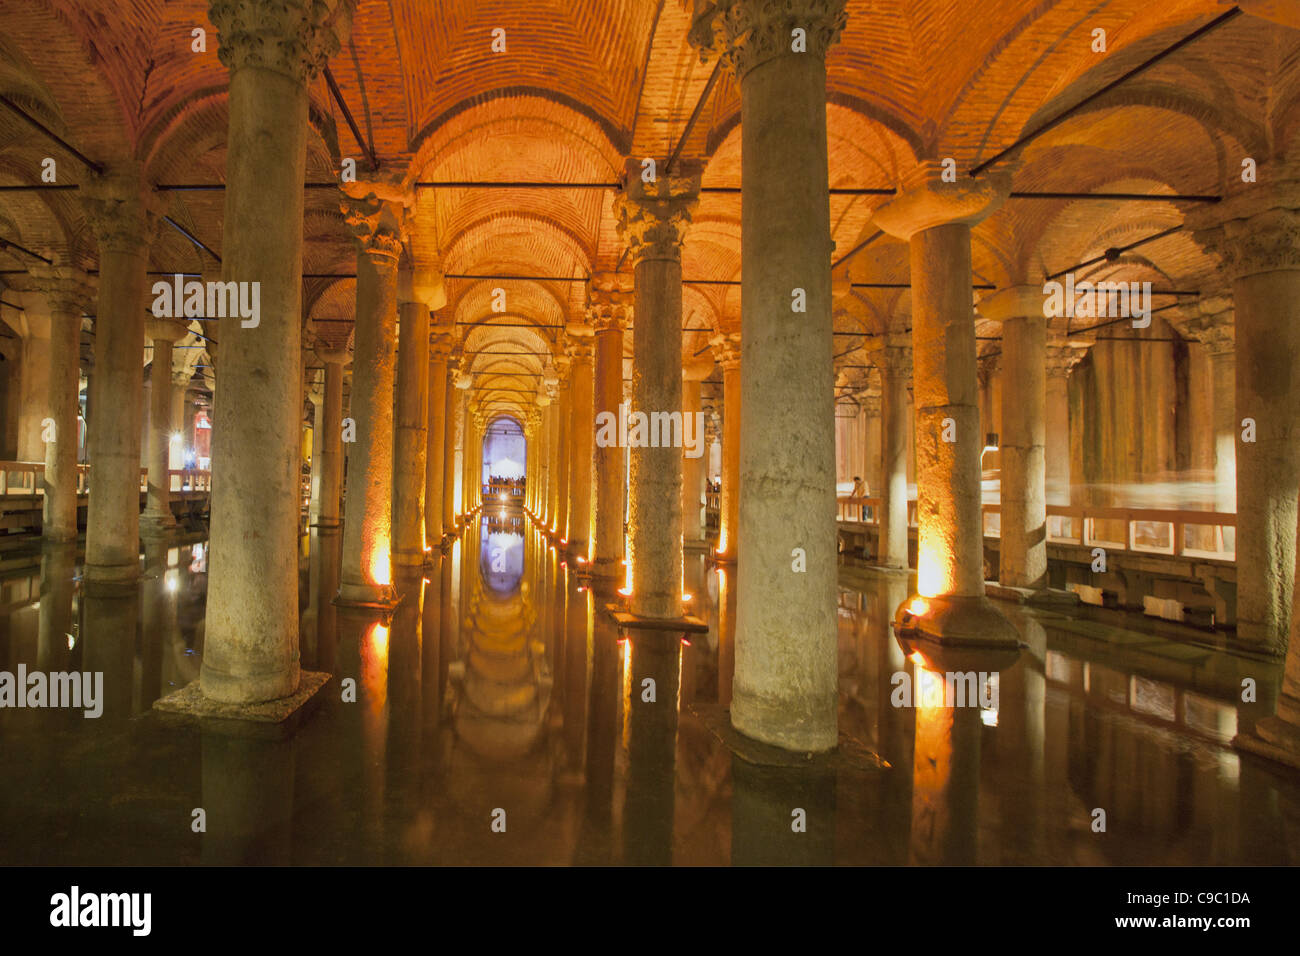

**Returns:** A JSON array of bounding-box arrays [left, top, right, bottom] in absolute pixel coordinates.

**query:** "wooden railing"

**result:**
[[0, 462, 212, 498], [836, 496, 1236, 561], [484, 481, 524, 500]]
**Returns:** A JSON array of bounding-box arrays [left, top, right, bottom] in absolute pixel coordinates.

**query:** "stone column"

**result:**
[[1176, 303, 1237, 516], [691, 0, 844, 750], [313, 342, 348, 528], [1190, 186, 1300, 655], [28, 266, 94, 544], [1044, 339, 1080, 507], [566, 333, 595, 555], [553, 361, 571, 540], [874, 340, 911, 568], [710, 332, 741, 561], [871, 165, 1018, 647], [682, 356, 713, 545], [198, 0, 349, 703], [393, 269, 439, 567], [546, 383, 561, 529], [141, 318, 187, 534], [614, 158, 699, 620], [13, 310, 51, 463], [980, 286, 1047, 590], [337, 183, 404, 606], [425, 327, 451, 543], [81, 165, 161, 585], [442, 360, 460, 535]]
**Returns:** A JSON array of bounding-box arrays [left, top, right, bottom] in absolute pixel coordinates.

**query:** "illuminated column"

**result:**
[[614, 158, 699, 619], [711, 331, 741, 561], [979, 286, 1046, 590], [546, 381, 561, 528], [141, 319, 187, 534], [692, 0, 844, 748], [566, 334, 595, 554], [81, 165, 161, 585], [1044, 339, 1081, 507], [13, 310, 51, 463], [425, 326, 451, 542], [1177, 303, 1236, 515], [337, 183, 405, 606], [28, 266, 94, 544], [1190, 186, 1300, 655], [871, 164, 1018, 647], [682, 356, 712, 545], [199, 0, 350, 703], [313, 341, 348, 528], [874, 340, 911, 568], [553, 358, 572, 539], [393, 269, 442, 567], [442, 360, 460, 534]]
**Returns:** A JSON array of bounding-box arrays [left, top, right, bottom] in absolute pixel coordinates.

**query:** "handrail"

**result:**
[[836, 495, 1236, 560], [0, 461, 213, 497]]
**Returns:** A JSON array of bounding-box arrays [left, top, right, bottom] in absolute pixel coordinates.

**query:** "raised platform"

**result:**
[[152, 670, 331, 738]]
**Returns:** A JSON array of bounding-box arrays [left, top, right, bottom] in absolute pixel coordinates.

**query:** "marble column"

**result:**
[[141, 318, 187, 534], [682, 356, 712, 545], [1190, 186, 1300, 655], [614, 158, 699, 620], [546, 382, 561, 529], [199, 0, 349, 703], [566, 334, 595, 556], [553, 363, 572, 540], [871, 165, 1018, 647], [14, 311, 51, 463], [337, 184, 405, 606], [1177, 303, 1237, 517], [28, 266, 93, 544], [692, 0, 845, 749], [425, 327, 451, 543], [393, 269, 438, 567], [711, 332, 741, 561], [874, 340, 911, 568], [980, 286, 1047, 590], [313, 343, 348, 528], [442, 361, 460, 535], [1044, 339, 1080, 507], [81, 165, 161, 586]]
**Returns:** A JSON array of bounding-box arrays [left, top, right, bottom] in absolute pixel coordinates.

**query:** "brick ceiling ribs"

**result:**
[[0, 0, 1295, 415]]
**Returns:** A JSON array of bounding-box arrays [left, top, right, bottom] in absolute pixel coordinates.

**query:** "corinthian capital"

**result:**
[[689, 0, 847, 78], [614, 160, 700, 266], [26, 264, 96, 316], [710, 330, 741, 369], [208, 0, 353, 82], [340, 181, 407, 262], [81, 164, 163, 253], [1188, 181, 1300, 280]]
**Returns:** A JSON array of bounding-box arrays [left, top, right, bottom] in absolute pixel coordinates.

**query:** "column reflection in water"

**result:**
[[561, 576, 590, 782], [138, 540, 177, 711], [334, 605, 391, 863], [37, 545, 77, 674], [387, 571, 424, 813], [730, 758, 835, 866], [576, 580, 621, 864], [621, 632, 682, 866], [200, 733, 296, 865], [79, 583, 139, 724]]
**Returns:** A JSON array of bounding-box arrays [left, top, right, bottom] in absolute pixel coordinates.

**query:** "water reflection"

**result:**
[[0, 518, 1297, 866]]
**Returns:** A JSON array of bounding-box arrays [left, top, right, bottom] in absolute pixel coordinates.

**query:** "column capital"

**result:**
[[587, 271, 634, 331], [710, 330, 741, 369], [397, 266, 446, 308], [976, 285, 1045, 322], [146, 316, 188, 344], [868, 339, 912, 373], [429, 327, 454, 360], [1045, 336, 1088, 378], [1172, 304, 1236, 356], [81, 164, 163, 253], [688, 0, 848, 78], [1187, 179, 1300, 279], [340, 181, 408, 263], [173, 366, 196, 388], [684, 353, 715, 381], [861, 393, 881, 415], [208, 0, 352, 83], [614, 159, 701, 265], [26, 263, 95, 316], [871, 162, 1010, 241]]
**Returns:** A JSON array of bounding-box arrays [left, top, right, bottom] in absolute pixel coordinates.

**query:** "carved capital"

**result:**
[[81, 166, 163, 253], [340, 185, 406, 263], [26, 264, 95, 316], [689, 0, 847, 78], [1187, 179, 1300, 279], [710, 331, 742, 369], [1045, 337, 1088, 378], [208, 0, 352, 83], [615, 160, 700, 265], [872, 162, 1011, 241], [871, 342, 912, 374]]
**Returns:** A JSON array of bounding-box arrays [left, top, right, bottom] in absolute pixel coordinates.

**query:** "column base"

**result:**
[[893, 593, 1022, 659], [392, 548, 425, 569], [683, 538, 710, 552], [334, 579, 399, 610], [83, 561, 140, 589], [139, 511, 178, 536], [711, 548, 737, 565], [1234, 709, 1300, 770], [154, 670, 329, 738]]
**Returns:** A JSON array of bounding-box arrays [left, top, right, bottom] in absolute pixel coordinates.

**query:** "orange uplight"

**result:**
[[909, 650, 926, 666], [916, 543, 945, 598], [576, 556, 586, 564], [368, 538, 392, 587], [370, 622, 390, 657], [907, 596, 929, 617]]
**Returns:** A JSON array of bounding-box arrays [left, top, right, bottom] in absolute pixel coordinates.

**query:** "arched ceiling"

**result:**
[[1, 0, 1296, 416]]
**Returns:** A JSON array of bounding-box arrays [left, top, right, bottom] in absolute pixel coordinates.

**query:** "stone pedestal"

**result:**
[[614, 158, 698, 621], [200, 0, 351, 704], [979, 286, 1046, 590], [692, 0, 845, 751], [1190, 186, 1300, 655], [337, 183, 405, 607], [872, 165, 1018, 649], [28, 266, 94, 544], [82, 165, 162, 586]]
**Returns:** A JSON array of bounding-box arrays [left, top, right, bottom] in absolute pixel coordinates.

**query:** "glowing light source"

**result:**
[[368, 537, 392, 587], [916, 543, 944, 597], [909, 650, 926, 666], [906, 596, 929, 617]]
